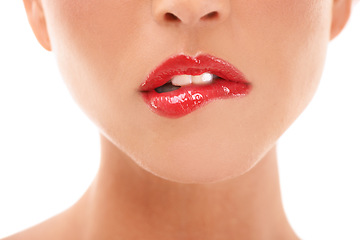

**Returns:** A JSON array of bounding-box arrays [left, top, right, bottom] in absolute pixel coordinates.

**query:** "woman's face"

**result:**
[[39, 0, 333, 183]]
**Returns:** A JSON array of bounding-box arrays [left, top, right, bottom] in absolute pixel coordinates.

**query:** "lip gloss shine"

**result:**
[[140, 54, 251, 118]]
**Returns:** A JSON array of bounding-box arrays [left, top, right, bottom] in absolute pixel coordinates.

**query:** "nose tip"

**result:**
[[152, 0, 230, 26]]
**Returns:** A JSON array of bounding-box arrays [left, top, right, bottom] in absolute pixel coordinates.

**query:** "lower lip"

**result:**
[[141, 79, 251, 118]]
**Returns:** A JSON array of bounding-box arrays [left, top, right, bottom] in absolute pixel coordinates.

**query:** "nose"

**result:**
[[152, 0, 230, 26]]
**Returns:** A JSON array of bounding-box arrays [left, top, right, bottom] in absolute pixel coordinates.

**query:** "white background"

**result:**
[[0, 1, 359, 239]]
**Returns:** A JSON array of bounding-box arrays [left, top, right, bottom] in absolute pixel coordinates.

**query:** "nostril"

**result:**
[[164, 12, 181, 22], [200, 11, 219, 21]]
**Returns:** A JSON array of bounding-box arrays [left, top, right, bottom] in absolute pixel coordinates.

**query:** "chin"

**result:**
[[131, 146, 263, 184]]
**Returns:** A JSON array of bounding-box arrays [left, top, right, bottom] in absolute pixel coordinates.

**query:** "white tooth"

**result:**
[[171, 75, 192, 86], [192, 73, 214, 85]]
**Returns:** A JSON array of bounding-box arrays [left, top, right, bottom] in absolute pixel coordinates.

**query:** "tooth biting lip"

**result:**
[[139, 54, 251, 118], [155, 73, 218, 93], [170, 73, 216, 87]]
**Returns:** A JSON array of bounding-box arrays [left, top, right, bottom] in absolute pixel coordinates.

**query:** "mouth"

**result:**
[[139, 54, 251, 118]]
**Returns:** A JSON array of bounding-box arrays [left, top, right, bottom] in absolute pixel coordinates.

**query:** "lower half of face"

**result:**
[[42, 0, 332, 183]]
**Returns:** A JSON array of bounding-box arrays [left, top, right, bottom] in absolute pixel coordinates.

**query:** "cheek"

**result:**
[[42, 0, 147, 88], [236, 0, 332, 123], [42, 0, 150, 125]]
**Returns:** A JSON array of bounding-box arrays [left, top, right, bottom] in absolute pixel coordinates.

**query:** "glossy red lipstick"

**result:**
[[140, 54, 251, 118]]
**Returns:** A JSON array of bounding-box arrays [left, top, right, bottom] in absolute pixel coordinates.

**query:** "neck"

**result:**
[[74, 135, 298, 240]]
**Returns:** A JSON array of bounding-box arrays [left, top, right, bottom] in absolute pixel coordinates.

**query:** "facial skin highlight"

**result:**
[[23, 0, 349, 184]]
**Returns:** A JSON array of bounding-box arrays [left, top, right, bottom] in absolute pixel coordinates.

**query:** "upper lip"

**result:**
[[139, 54, 250, 91]]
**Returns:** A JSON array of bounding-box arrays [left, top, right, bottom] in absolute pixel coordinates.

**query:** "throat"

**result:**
[[82, 139, 298, 239]]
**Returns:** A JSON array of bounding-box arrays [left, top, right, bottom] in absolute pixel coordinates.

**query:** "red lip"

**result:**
[[140, 54, 251, 118]]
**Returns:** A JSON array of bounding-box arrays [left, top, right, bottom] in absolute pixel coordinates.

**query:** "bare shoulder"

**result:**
[[1, 209, 80, 240]]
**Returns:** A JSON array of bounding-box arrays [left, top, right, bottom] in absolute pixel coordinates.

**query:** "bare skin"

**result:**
[[4, 137, 297, 240], [2, 0, 352, 239]]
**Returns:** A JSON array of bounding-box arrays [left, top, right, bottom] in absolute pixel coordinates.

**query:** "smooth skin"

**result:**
[[3, 0, 352, 239]]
